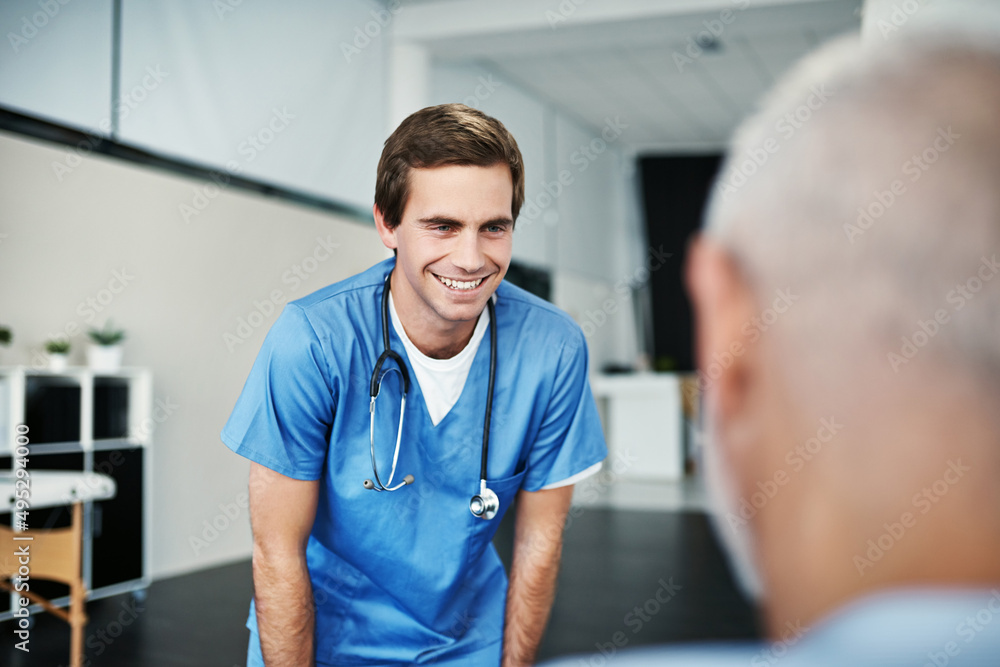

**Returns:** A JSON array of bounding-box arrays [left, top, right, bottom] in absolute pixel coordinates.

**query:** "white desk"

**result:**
[[0, 471, 116, 513], [590, 373, 684, 481]]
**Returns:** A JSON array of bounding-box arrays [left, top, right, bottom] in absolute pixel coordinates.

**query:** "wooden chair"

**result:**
[[0, 502, 87, 667]]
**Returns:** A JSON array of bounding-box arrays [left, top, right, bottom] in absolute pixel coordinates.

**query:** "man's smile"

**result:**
[[433, 273, 487, 291]]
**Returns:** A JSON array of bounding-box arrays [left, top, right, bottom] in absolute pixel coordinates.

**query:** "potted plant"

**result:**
[[87, 321, 126, 371], [45, 339, 71, 372], [0, 326, 11, 365]]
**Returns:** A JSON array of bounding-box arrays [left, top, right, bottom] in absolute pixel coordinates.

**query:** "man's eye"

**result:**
[[487, 225, 503, 233], [436, 225, 451, 232]]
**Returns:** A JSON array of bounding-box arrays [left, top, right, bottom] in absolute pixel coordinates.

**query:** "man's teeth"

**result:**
[[437, 275, 484, 290]]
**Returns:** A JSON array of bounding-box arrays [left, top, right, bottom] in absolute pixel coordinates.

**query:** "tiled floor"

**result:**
[[0, 494, 759, 666], [571, 471, 711, 513]]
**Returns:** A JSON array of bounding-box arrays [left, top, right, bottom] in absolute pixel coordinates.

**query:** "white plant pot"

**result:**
[[48, 353, 69, 372], [87, 344, 123, 372]]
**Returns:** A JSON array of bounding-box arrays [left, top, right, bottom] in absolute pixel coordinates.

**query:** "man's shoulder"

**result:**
[[288, 258, 392, 315], [496, 280, 584, 345], [539, 644, 762, 667], [543, 588, 1000, 667]]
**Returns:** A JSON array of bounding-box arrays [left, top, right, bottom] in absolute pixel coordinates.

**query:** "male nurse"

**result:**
[[223, 103, 607, 666]]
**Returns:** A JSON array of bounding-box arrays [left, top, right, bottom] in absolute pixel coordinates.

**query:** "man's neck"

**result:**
[[390, 284, 481, 361], [758, 399, 1000, 640]]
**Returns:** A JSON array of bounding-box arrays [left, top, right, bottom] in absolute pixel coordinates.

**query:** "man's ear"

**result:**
[[374, 205, 398, 251], [685, 235, 759, 425]]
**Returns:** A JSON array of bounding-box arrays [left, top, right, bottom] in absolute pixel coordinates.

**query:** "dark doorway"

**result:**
[[638, 155, 722, 371]]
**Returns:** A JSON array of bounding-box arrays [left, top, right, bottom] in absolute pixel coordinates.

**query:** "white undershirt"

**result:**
[[389, 293, 490, 426], [388, 293, 602, 490]]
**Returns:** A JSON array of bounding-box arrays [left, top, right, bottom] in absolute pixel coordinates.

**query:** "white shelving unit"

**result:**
[[0, 366, 153, 621]]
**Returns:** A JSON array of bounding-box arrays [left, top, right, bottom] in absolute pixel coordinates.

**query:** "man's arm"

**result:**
[[502, 485, 575, 667], [249, 461, 320, 667]]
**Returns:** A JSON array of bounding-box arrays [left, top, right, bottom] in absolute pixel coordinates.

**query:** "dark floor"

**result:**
[[0, 509, 760, 666]]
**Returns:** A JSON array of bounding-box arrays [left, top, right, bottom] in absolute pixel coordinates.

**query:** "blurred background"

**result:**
[[0, 0, 994, 664]]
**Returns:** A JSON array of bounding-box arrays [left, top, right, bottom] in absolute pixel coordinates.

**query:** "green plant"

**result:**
[[88, 321, 125, 346], [45, 339, 71, 354], [0, 326, 10, 346]]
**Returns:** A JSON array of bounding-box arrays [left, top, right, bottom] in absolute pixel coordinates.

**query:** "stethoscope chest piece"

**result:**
[[469, 480, 499, 520]]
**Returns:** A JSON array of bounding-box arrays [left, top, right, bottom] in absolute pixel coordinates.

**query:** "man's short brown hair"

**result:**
[[375, 103, 525, 228]]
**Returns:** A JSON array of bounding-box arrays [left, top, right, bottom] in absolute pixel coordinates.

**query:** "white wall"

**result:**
[[429, 61, 644, 370], [430, 61, 552, 270], [862, 0, 1000, 41], [1, 0, 388, 210], [118, 0, 387, 210], [0, 131, 387, 579], [0, 0, 113, 133]]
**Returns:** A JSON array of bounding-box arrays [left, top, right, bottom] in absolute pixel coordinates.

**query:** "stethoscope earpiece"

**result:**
[[364, 475, 413, 491]]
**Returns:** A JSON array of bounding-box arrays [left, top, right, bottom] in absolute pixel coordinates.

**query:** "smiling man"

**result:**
[[223, 103, 607, 666]]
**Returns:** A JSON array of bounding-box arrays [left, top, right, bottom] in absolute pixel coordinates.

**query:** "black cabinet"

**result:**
[[91, 447, 145, 590], [0, 367, 152, 622]]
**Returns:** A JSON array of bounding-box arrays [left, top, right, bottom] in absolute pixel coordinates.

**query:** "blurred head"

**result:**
[[687, 31, 1000, 632]]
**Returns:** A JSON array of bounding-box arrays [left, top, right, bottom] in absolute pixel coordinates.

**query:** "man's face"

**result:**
[[377, 163, 514, 328]]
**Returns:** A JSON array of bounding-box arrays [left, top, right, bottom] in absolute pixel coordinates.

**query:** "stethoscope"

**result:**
[[363, 272, 500, 520]]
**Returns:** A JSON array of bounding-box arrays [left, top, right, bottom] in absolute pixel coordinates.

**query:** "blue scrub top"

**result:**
[[222, 258, 608, 665]]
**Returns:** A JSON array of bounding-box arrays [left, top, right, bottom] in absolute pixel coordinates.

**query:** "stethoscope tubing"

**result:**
[[366, 271, 498, 519]]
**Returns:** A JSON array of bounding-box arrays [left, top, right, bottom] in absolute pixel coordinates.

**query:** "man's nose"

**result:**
[[452, 230, 486, 274]]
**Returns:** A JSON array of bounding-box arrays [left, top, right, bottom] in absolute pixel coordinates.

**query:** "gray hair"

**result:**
[[705, 31, 1000, 396]]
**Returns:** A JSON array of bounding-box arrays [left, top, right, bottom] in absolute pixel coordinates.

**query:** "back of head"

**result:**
[[699, 29, 1000, 630], [709, 32, 1000, 400]]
